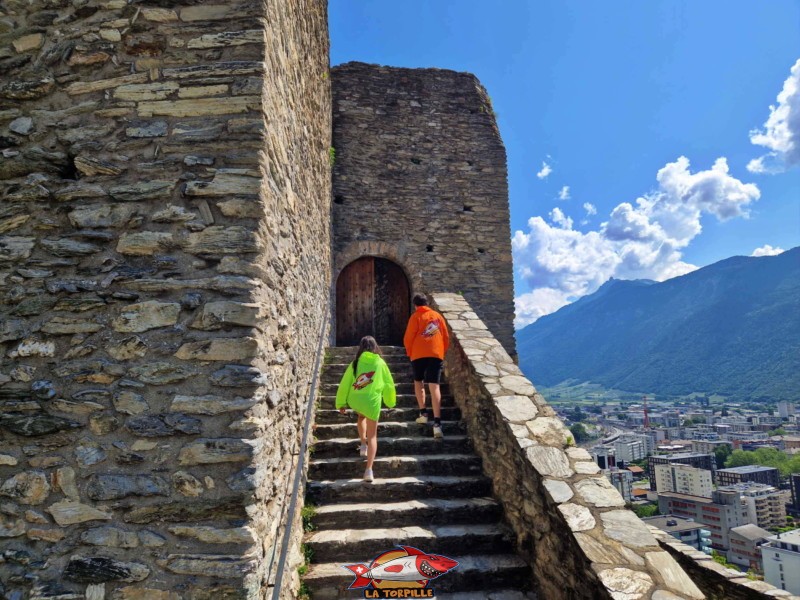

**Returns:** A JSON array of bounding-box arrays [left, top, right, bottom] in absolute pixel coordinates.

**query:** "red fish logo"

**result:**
[[344, 545, 458, 592], [352, 371, 375, 390], [421, 321, 440, 338]]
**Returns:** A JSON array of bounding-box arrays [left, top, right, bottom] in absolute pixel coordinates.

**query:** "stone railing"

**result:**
[[432, 293, 705, 600], [648, 526, 800, 600]]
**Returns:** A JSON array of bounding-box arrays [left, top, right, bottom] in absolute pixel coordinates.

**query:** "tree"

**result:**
[[570, 423, 589, 443], [768, 428, 788, 437], [632, 504, 658, 518], [714, 444, 732, 469], [568, 406, 585, 423]]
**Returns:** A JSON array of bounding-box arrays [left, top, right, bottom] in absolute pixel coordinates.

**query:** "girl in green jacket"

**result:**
[[335, 336, 396, 482]]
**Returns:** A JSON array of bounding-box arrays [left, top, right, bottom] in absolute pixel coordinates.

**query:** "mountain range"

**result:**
[[516, 247, 800, 402]]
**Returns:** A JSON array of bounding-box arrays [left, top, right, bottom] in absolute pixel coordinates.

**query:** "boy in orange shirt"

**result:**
[[403, 293, 450, 438]]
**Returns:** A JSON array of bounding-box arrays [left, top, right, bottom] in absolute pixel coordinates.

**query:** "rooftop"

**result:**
[[766, 529, 800, 547], [730, 523, 772, 541], [717, 465, 778, 474], [643, 515, 709, 533], [658, 491, 714, 504], [650, 453, 712, 461]]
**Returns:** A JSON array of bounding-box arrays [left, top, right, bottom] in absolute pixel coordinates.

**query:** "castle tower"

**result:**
[[330, 62, 517, 358]]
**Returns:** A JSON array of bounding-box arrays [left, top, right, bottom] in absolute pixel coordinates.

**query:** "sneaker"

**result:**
[[415, 414, 429, 424], [363, 468, 374, 483], [359, 443, 367, 458], [433, 425, 443, 439]]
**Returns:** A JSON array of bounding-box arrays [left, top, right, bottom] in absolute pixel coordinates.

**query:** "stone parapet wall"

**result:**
[[649, 526, 800, 600], [332, 63, 517, 358], [0, 1, 330, 598], [432, 292, 705, 600]]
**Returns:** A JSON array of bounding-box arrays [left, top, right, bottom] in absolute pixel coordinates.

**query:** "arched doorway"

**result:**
[[336, 257, 410, 346]]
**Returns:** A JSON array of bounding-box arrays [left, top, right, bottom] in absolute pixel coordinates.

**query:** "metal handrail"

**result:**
[[270, 308, 329, 599]]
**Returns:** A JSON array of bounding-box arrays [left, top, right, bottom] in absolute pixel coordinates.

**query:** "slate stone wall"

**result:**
[[432, 293, 706, 600], [331, 62, 517, 358], [0, 1, 331, 598]]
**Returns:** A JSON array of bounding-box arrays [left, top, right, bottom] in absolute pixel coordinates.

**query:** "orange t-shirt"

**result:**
[[403, 306, 450, 361]]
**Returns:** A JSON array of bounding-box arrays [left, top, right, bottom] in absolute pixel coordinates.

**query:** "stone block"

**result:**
[[117, 231, 175, 255], [191, 301, 261, 330], [184, 226, 260, 255], [112, 301, 181, 332], [63, 556, 150, 583], [178, 438, 254, 465], [174, 337, 261, 361], [47, 500, 112, 526], [86, 474, 172, 501]]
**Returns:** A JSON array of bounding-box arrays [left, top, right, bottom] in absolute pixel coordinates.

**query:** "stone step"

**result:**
[[308, 454, 483, 481], [309, 497, 502, 530], [306, 475, 492, 505], [320, 369, 415, 385], [327, 346, 407, 357], [315, 406, 462, 424], [324, 358, 413, 368], [431, 590, 536, 600], [303, 554, 532, 599], [320, 382, 450, 395], [311, 435, 472, 460], [313, 420, 465, 440], [318, 393, 455, 409], [305, 523, 515, 563]]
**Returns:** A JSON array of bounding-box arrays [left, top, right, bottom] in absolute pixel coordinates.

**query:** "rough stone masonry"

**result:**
[[0, 1, 330, 598]]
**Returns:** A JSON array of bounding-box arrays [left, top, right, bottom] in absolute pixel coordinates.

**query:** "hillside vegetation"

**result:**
[[516, 248, 800, 402]]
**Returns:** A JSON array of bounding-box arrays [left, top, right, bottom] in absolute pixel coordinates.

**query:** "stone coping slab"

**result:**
[[432, 293, 705, 600]]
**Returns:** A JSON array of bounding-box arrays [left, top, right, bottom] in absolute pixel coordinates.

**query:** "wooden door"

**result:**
[[336, 257, 410, 346]]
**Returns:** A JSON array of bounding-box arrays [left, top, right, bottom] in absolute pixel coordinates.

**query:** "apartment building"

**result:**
[[654, 463, 713, 498], [728, 523, 771, 571], [763, 529, 800, 594], [647, 453, 716, 491], [718, 482, 787, 530], [657, 488, 751, 551], [717, 465, 780, 488]]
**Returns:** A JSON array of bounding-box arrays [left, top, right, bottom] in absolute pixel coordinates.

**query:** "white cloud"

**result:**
[[514, 289, 572, 329], [583, 202, 597, 216], [558, 185, 570, 200], [514, 156, 759, 328], [549, 207, 573, 230], [748, 58, 800, 173], [751, 244, 785, 257], [536, 161, 552, 179]]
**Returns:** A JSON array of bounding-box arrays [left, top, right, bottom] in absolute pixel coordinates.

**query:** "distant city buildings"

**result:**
[[717, 465, 781, 489], [763, 530, 800, 594], [643, 515, 711, 554], [607, 468, 634, 502], [691, 440, 731, 455], [778, 401, 796, 419], [654, 463, 713, 498]]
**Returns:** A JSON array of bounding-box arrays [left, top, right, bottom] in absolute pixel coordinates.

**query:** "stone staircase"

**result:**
[[301, 346, 536, 599]]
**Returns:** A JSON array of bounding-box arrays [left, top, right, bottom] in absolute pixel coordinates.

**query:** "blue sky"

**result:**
[[329, 1, 800, 326]]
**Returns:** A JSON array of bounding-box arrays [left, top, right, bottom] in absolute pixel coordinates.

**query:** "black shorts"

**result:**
[[411, 357, 443, 384]]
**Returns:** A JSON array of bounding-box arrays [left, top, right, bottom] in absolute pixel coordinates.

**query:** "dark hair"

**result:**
[[352, 336, 382, 375], [413, 293, 428, 307]]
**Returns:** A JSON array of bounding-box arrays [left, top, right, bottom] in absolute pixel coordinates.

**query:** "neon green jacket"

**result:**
[[335, 351, 396, 421]]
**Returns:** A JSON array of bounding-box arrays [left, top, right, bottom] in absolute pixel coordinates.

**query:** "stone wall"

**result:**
[[649, 526, 800, 600], [331, 63, 517, 358], [432, 293, 705, 600], [0, 1, 331, 598]]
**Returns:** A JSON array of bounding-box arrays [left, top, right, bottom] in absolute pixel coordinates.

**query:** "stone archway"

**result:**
[[335, 256, 410, 346]]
